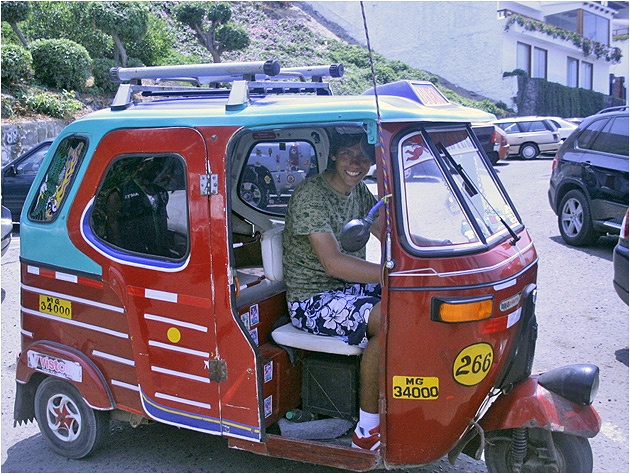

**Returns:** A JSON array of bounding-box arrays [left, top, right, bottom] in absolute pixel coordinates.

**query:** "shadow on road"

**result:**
[[549, 235, 617, 262]]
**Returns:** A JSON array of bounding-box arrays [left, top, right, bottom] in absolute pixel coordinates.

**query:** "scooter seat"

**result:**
[[271, 323, 363, 356]]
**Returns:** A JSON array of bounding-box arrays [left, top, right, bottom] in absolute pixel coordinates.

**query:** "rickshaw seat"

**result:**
[[262, 227, 364, 356], [271, 322, 364, 356]]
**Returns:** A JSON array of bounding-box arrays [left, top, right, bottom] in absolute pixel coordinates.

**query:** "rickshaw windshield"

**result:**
[[396, 127, 520, 252]]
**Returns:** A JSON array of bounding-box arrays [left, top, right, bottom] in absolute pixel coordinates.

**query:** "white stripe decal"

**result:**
[[494, 279, 517, 291], [111, 380, 140, 391], [145, 289, 178, 303], [148, 340, 210, 358], [22, 306, 128, 339], [27, 266, 40, 275], [56, 272, 78, 283], [155, 392, 212, 410], [20, 329, 34, 338], [151, 366, 209, 383], [22, 284, 124, 313], [92, 350, 135, 366], [144, 313, 208, 332]]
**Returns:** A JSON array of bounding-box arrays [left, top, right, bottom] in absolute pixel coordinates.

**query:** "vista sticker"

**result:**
[[453, 343, 493, 386]]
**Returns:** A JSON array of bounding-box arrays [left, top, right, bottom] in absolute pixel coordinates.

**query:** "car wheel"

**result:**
[[519, 143, 539, 160], [558, 189, 599, 246], [34, 377, 110, 458], [487, 151, 499, 165]]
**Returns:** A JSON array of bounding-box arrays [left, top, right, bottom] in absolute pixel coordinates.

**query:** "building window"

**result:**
[[581, 62, 593, 90], [517, 42, 531, 76], [583, 11, 609, 45], [546, 9, 610, 46], [533, 47, 548, 79], [567, 57, 579, 87]]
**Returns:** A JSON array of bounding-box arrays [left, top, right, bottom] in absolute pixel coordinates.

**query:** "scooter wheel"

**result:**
[[34, 377, 110, 458], [485, 428, 593, 472]]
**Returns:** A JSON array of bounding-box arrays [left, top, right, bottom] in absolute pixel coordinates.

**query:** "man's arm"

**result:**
[[309, 232, 381, 284]]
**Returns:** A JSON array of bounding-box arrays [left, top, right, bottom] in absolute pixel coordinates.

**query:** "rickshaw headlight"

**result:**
[[432, 296, 493, 323], [538, 364, 600, 406]]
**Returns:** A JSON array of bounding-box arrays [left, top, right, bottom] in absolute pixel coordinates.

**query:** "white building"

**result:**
[[305, 1, 627, 110]]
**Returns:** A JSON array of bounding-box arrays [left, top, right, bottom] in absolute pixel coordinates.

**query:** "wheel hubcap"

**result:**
[[46, 393, 82, 442], [560, 198, 583, 237]]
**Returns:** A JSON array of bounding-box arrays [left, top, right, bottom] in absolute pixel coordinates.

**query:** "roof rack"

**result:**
[[108, 60, 344, 111], [596, 105, 628, 114]]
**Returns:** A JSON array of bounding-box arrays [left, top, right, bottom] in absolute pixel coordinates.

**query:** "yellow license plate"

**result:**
[[392, 376, 439, 400], [39, 295, 72, 319]]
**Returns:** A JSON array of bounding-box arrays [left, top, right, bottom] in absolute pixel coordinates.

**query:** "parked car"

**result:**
[[613, 210, 628, 305], [548, 106, 629, 246], [471, 122, 509, 165], [494, 116, 561, 159], [542, 116, 578, 141], [1, 140, 53, 222], [1, 205, 12, 256]]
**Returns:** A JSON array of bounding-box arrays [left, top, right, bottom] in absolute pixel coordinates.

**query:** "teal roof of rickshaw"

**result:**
[[75, 93, 496, 129]]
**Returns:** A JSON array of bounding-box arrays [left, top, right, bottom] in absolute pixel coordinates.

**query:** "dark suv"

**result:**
[[548, 106, 629, 246]]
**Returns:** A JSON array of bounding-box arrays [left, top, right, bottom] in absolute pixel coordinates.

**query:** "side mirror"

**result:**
[[4, 165, 16, 177], [340, 216, 375, 252], [340, 195, 390, 252]]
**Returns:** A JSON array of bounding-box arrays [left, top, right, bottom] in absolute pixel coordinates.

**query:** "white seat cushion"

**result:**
[[271, 323, 363, 356], [261, 226, 284, 281]]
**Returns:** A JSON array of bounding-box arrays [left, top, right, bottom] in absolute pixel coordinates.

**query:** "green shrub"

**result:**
[[1, 43, 33, 84], [30, 38, 92, 91], [92, 57, 117, 93], [21, 90, 84, 119]]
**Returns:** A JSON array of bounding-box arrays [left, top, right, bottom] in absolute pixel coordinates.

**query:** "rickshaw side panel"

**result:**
[[383, 219, 539, 464], [65, 127, 226, 433]]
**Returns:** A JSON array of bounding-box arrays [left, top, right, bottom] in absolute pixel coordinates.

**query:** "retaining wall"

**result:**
[[1, 119, 67, 166]]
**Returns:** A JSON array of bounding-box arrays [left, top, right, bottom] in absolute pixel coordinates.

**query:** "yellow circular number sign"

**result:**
[[452, 343, 494, 386]]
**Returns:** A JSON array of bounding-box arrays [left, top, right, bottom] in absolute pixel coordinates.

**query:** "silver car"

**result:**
[[495, 117, 561, 159]]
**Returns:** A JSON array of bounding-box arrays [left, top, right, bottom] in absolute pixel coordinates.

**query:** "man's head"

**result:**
[[329, 130, 375, 165]]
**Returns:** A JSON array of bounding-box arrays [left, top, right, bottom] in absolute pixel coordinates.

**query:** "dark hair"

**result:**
[[329, 130, 364, 157]]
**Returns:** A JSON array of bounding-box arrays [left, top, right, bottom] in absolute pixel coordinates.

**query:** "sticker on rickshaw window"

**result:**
[[392, 376, 439, 400], [39, 295, 72, 319], [453, 343, 494, 386]]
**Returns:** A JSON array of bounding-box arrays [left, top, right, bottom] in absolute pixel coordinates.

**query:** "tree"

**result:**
[[23, 2, 112, 60], [1, 1, 30, 47], [172, 1, 250, 63], [87, 1, 149, 67]]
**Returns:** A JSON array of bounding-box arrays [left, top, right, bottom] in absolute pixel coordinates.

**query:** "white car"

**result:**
[[542, 117, 578, 141]]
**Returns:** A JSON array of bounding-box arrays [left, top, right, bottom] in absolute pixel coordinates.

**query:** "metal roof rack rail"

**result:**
[[108, 60, 344, 111], [596, 105, 628, 114]]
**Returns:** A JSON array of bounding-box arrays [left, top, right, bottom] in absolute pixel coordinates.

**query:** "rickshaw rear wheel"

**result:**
[[484, 428, 593, 472], [34, 377, 110, 458]]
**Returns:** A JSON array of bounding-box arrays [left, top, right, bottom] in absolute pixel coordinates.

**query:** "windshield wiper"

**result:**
[[437, 143, 521, 246]]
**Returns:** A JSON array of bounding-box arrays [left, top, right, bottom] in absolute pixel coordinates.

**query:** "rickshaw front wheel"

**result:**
[[34, 377, 110, 458], [484, 428, 593, 473]]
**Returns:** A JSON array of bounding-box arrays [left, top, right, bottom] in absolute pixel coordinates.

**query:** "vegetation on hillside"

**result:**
[[1, 1, 508, 121]]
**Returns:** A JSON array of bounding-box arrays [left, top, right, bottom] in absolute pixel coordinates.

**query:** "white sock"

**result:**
[[358, 409, 379, 432]]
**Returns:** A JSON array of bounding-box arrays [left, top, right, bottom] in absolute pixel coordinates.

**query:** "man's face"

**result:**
[[331, 143, 372, 192]]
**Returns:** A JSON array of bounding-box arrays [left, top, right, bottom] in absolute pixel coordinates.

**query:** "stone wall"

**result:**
[[1, 119, 67, 166]]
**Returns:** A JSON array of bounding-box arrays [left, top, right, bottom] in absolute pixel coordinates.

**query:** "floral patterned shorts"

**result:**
[[288, 283, 381, 347]]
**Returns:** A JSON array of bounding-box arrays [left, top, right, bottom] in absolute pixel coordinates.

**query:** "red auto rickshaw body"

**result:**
[[13, 62, 598, 471]]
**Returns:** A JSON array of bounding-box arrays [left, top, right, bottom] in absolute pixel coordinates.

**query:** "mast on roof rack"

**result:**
[[108, 60, 345, 111]]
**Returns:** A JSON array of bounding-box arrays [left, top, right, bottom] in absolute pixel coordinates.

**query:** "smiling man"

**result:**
[[282, 129, 383, 450]]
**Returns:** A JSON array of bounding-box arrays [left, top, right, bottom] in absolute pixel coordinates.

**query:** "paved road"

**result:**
[[1, 157, 628, 472]]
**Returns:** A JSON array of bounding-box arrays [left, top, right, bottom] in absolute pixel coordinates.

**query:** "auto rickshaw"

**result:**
[[14, 60, 600, 472]]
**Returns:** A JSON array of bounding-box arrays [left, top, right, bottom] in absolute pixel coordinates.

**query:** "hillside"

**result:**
[[1, 1, 506, 123]]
